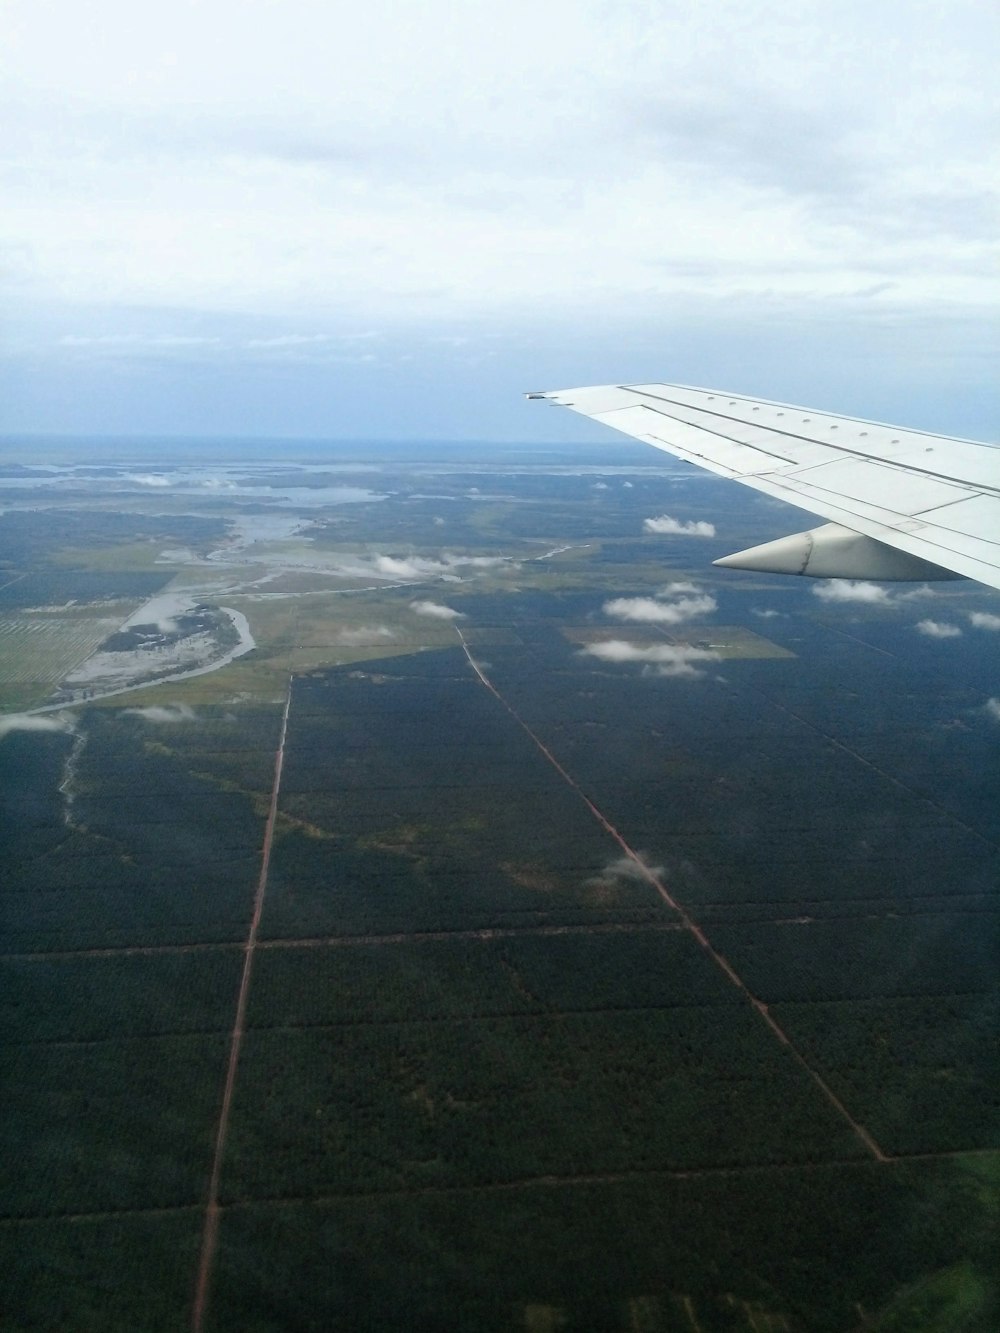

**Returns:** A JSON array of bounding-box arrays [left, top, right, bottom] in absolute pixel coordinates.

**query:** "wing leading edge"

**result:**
[[528, 384, 1000, 592]]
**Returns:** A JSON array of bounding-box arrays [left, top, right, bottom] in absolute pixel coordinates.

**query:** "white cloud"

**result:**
[[603, 594, 716, 624], [969, 612, 1000, 631], [410, 600, 465, 619], [658, 581, 701, 595], [812, 580, 893, 604], [915, 619, 962, 638], [324, 551, 508, 582], [896, 584, 940, 601], [336, 625, 396, 644], [583, 639, 719, 678], [586, 854, 664, 889], [127, 473, 171, 487], [643, 515, 716, 537], [985, 698, 1000, 722], [0, 712, 76, 739], [123, 704, 198, 723], [752, 608, 783, 619]]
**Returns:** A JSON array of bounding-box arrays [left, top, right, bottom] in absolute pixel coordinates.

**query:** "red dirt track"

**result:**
[[191, 677, 293, 1332]]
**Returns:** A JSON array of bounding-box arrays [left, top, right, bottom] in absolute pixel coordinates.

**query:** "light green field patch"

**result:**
[[49, 542, 176, 572], [869, 1259, 993, 1331], [0, 614, 122, 692]]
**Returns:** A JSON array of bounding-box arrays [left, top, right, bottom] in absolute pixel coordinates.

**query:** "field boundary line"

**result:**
[[3, 1146, 996, 1228]]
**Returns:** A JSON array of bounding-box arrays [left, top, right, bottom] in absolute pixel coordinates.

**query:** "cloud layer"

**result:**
[[4, 2, 997, 440]]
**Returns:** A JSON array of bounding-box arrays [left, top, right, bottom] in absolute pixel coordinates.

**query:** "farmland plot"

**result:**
[[0, 613, 122, 703]]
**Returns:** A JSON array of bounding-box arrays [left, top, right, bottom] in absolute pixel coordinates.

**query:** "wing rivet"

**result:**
[[860, 432, 868, 437], [830, 425, 838, 430]]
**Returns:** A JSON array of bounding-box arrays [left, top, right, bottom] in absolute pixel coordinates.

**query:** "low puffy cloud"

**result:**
[[812, 580, 893, 605], [985, 698, 1000, 722], [915, 619, 962, 639], [123, 704, 198, 723], [333, 551, 509, 581], [644, 515, 716, 537], [127, 473, 171, 487], [586, 854, 664, 889], [410, 600, 465, 619], [658, 581, 701, 595], [583, 639, 719, 678], [603, 594, 716, 625], [0, 712, 76, 739], [336, 625, 395, 644], [969, 612, 1000, 631], [752, 608, 783, 619]]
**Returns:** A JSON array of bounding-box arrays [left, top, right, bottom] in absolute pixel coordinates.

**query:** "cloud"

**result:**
[[895, 584, 940, 601], [0, 712, 76, 739], [583, 640, 719, 678], [985, 698, 1000, 722], [969, 612, 1000, 631], [659, 581, 701, 595], [812, 580, 893, 605], [643, 515, 716, 537], [586, 854, 664, 889], [410, 600, 465, 619], [122, 704, 198, 723], [127, 473, 171, 487], [3, 2, 997, 445], [752, 608, 783, 619], [915, 619, 962, 638], [317, 551, 508, 583], [603, 594, 716, 625], [336, 624, 396, 644]]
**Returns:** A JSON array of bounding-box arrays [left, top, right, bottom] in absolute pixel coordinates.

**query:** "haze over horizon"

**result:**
[[3, 0, 998, 442]]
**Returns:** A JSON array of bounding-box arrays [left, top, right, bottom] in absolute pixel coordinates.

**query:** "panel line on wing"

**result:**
[[629, 387, 1000, 495]]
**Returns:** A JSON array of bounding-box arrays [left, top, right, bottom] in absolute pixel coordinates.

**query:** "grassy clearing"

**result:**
[[48, 541, 179, 572]]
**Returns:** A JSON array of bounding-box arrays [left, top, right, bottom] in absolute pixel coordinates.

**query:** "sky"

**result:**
[[2, 0, 998, 441]]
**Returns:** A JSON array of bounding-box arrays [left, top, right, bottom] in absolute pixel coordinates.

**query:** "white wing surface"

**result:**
[[529, 384, 1000, 591]]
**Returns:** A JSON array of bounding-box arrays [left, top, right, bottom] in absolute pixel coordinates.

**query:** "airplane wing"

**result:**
[[528, 384, 1000, 591]]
